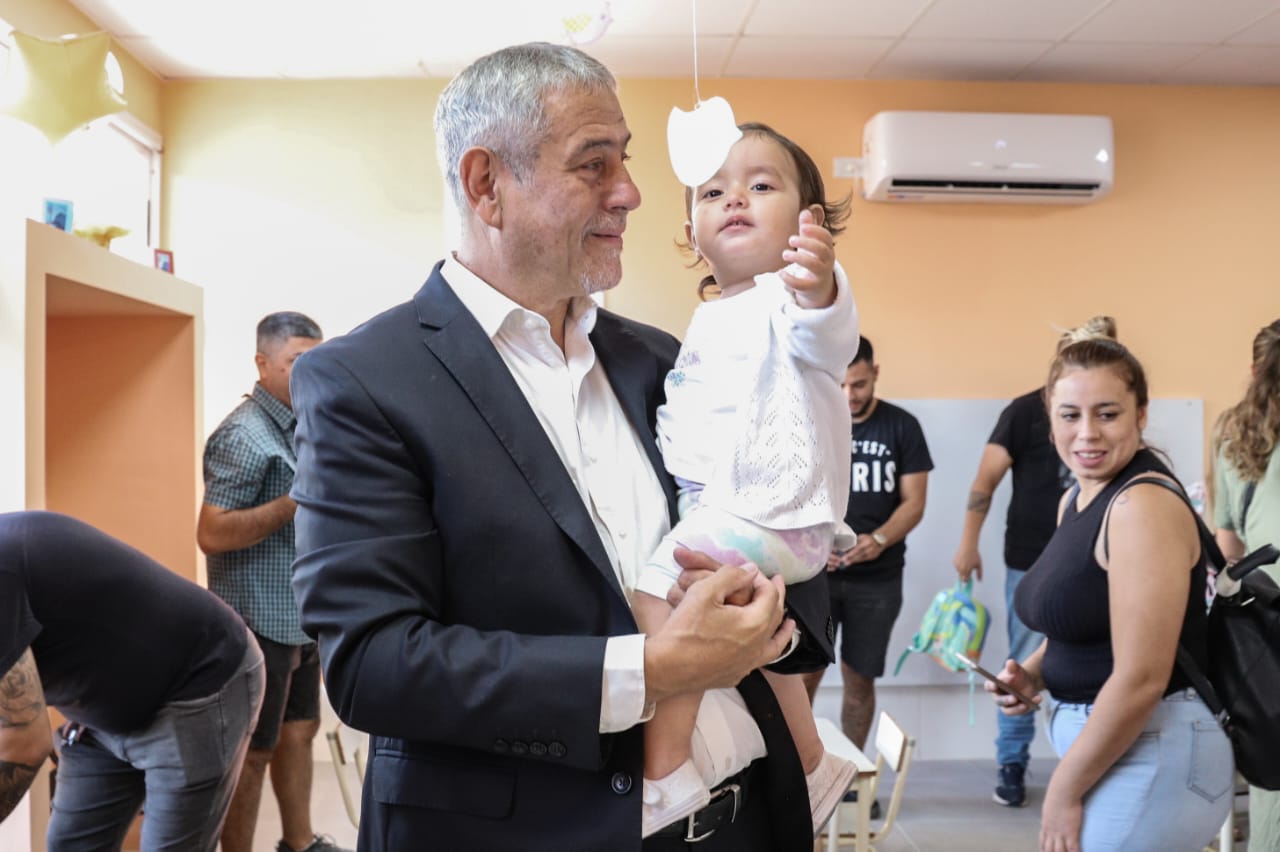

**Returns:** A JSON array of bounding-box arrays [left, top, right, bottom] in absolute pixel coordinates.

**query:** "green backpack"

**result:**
[[894, 579, 991, 676]]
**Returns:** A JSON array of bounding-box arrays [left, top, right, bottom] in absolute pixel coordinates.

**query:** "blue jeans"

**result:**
[[995, 566, 1043, 767], [47, 636, 265, 852], [1048, 689, 1234, 852]]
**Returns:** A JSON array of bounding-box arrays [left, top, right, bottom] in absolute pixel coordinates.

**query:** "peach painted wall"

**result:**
[[45, 313, 198, 580], [164, 75, 1280, 452], [160, 77, 447, 431], [611, 78, 1280, 426], [0, 0, 163, 134]]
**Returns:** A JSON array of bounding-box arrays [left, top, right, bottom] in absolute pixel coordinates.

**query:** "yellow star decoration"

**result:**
[[0, 31, 127, 145]]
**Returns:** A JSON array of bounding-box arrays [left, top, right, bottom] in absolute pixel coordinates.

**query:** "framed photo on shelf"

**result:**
[[43, 198, 74, 232], [154, 249, 174, 274]]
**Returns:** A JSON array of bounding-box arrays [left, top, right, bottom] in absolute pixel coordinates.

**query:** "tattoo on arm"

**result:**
[[966, 491, 993, 513], [0, 650, 45, 728], [0, 760, 40, 822], [0, 650, 47, 821]]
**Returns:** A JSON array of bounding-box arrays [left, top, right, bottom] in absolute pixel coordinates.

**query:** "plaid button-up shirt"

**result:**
[[203, 384, 309, 645]]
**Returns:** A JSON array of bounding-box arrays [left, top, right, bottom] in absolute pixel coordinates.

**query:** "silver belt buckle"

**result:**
[[685, 781, 741, 843]]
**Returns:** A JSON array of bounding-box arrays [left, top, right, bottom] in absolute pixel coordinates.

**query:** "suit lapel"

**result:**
[[413, 266, 622, 597]]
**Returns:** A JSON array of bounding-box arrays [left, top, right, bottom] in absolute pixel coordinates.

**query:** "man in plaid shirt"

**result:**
[[199, 312, 347, 852]]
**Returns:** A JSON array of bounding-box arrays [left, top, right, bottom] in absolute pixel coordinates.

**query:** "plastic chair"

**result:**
[[817, 712, 916, 852], [325, 723, 368, 828]]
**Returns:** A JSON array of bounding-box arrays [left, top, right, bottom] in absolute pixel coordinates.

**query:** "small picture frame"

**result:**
[[154, 249, 174, 274], [43, 198, 74, 232]]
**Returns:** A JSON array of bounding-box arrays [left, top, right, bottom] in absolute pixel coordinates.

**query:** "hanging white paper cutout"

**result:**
[[666, 0, 741, 187]]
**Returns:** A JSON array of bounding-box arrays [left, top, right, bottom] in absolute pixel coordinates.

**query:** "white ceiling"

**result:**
[[65, 0, 1280, 86]]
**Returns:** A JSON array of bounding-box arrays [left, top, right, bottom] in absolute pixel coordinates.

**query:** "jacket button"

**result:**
[[611, 772, 632, 795], [548, 741, 567, 758], [511, 741, 528, 756], [494, 739, 508, 753], [529, 742, 548, 757]]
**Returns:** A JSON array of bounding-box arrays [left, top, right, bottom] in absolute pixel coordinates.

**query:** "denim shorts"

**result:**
[[1048, 688, 1234, 852], [828, 575, 903, 678]]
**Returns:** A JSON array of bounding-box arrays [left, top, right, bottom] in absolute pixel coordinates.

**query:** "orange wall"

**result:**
[[162, 74, 1280, 469], [609, 78, 1280, 430], [45, 313, 198, 579]]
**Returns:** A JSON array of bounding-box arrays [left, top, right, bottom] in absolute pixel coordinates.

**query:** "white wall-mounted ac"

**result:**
[[858, 111, 1114, 204]]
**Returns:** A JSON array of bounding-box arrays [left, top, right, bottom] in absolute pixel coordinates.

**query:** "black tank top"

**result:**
[[1015, 448, 1208, 704]]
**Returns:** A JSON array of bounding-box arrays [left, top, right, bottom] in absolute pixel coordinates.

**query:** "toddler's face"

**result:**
[[687, 135, 804, 290]]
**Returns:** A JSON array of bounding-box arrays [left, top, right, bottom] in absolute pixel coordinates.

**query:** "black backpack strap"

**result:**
[[1101, 474, 1227, 569], [1175, 643, 1230, 727], [1103, 475, 1232, 727]]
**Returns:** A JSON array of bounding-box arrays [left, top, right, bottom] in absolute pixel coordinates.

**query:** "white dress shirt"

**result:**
[[442, 256, 765, 778]]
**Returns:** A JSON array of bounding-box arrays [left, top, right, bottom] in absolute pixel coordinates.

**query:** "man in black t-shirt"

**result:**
[[0, 512, 265, 850], [802, 338, 933, 758], [953, 388, 1073, 808]]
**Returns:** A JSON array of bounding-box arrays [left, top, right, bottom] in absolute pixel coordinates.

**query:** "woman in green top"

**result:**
[[1213, 317, 1280, 852]]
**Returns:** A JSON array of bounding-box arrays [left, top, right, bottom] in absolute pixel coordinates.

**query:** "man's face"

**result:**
[[256, 335, 321, 408], [842, 360, 879, 421], [498, 86, 641, 299]]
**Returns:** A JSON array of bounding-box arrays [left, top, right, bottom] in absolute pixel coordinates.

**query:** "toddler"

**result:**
[[635, 122, 860, 836]]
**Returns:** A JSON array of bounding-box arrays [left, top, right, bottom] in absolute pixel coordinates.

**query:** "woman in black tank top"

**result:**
[[987, 339, 1232, 852]]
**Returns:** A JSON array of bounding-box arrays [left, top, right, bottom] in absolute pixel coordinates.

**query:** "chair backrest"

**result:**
[[816, 712, 916, 851], [325, 723, 367, 828], [874, 711, 910, 774], [869, 711, 915, 843]]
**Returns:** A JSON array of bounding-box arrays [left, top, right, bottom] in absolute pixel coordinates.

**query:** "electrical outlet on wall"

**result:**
[[833, 157, 865, 179]]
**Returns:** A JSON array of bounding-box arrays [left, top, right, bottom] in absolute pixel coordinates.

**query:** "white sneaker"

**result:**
[[641, 759, 711, 838], [807, 751, 857, 834], [833, 523, 857, 552]]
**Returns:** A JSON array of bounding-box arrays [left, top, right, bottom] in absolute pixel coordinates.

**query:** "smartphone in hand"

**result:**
[[951, 650, 1041, 712]]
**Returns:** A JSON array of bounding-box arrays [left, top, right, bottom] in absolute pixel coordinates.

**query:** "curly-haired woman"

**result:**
[[1213, 318, 1280, 852]]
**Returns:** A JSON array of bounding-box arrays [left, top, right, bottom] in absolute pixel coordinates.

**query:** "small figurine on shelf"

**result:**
[[154, 248, 174, 274], [74, 224, 130, 248]]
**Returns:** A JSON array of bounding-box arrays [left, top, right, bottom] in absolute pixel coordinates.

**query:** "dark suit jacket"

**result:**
[[291, 262, 824, 851]]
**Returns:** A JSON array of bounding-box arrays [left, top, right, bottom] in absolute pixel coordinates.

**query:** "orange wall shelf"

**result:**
[[0, 219, 204, 852]]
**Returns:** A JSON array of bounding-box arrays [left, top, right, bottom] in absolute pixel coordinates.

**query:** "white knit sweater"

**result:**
[[656, 263, 859, 529]]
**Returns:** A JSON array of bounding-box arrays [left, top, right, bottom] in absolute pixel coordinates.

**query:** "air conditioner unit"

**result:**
[[859, 111, 1114, 204]]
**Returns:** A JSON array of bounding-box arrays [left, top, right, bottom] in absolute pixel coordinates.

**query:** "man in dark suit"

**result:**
[[290, 42, 829, 851]]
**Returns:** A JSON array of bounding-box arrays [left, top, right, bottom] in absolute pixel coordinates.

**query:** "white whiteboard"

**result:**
[[838, 397, 1205, 688]]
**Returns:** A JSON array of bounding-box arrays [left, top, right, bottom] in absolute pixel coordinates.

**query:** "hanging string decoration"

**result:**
[[666, 0, 741, 187]]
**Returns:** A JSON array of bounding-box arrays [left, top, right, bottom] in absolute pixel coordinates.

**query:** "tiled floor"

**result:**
[[282, 757, 1250, 852]]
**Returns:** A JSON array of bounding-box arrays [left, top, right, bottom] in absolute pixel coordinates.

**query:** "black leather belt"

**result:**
[[652, 766, 752, 843]]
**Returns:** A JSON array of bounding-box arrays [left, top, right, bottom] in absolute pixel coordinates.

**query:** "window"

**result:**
[[1, 22, 162, 263], [50, 116, 162, 262]]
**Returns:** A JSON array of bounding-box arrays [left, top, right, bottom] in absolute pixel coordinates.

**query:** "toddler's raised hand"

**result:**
[[780, 206, 836, 308]]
